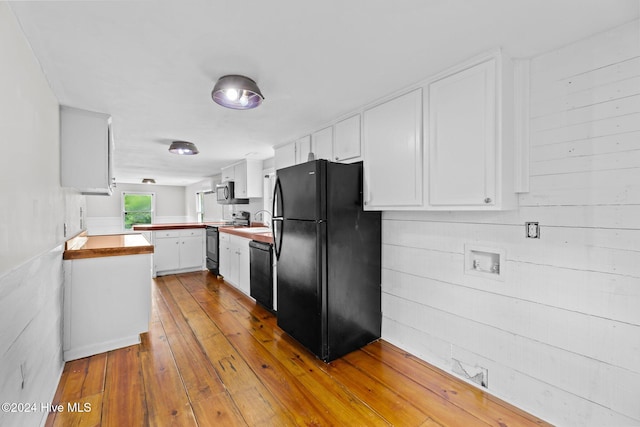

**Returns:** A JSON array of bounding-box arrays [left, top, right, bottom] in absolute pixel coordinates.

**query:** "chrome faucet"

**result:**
[[254, 210, 272, 227]]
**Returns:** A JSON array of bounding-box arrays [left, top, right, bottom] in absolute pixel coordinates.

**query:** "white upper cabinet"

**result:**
[[295, 135, 311, 164], [221, 165, 235, 182], [427, 52, 516, 210], [363, 88, 423, 209], [223, 159, 263, 198], [311, 127, 333, 161], [274, 143, 296, 170], [333, 114, 361, 162], [60, 106, 114, 195], [274, 135, 311, 170]]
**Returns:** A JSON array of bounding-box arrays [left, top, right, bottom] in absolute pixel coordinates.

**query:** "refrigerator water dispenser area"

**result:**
[[464, 244, 505, 281]]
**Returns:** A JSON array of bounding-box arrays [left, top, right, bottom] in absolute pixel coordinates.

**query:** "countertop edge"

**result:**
[[63, 245, 154, 260], [219, 227, 274, 244]]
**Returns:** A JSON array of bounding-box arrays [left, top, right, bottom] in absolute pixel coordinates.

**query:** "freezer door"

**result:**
[[276, 219, 326, 358], [276, 160, 326, 221]]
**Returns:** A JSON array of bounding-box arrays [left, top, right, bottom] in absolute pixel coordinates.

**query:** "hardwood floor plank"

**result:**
[[361, 341, 553, 427], [189, 392, 248, 426], [161, 276, 327, 426], [101, 346, 147, 427], [45, 271, 551, 427], [190, 277, 390, 426], [154, 279, 227, 401], [52, 393, 102, 427], [340, 348, 492, 426], [324, 357, 432, 425], [81, 353, 107, 397], [140, 305, 198, 426]]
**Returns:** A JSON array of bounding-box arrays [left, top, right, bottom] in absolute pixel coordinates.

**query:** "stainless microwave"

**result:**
[[215, 181, 249, 205]]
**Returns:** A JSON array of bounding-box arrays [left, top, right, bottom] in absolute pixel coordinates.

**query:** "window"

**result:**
[[196, 192, 205, 223], [122, 192, 154, 230]]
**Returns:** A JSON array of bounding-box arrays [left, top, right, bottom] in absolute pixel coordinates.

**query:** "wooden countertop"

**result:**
[[132, 222, 230, 231], [132, 222, 274, 244], [63, 231, 154, 260], [219, 226, 274, 244]]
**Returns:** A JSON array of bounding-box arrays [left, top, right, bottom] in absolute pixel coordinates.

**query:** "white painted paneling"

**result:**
[[0, 4, 85, 426], [381, 20, 640, 426]]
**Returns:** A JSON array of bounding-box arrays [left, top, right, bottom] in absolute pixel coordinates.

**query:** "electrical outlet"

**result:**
[[525, 222, 539, 239]]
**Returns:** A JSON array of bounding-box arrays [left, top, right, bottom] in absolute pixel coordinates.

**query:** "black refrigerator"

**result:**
[[272, 160, 381, 362]]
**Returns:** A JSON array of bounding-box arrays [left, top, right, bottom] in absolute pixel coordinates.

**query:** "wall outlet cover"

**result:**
[[525, 222, 540, 239]]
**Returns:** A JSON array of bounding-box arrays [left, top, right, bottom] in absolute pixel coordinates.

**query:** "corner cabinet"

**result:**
[[362, 88, 423, 209], [60, 106, 115, 195], [427, 53, 516, 210]]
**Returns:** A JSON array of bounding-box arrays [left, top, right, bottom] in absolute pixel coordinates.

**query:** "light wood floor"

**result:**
[[46, 271, 551, 426]]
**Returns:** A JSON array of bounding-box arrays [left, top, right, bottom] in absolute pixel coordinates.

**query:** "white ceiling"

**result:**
[[9, 0, 639, 186]]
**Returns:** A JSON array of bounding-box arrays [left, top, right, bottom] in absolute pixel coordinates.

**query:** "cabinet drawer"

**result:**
[[219, 233, 230, 243], [180, 229, 204, 237], [155, 230, 181, 239]]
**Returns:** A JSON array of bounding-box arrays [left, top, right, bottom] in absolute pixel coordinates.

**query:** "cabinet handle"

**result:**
[[484, 197, 492, 204], [335, 156, 339, 161]]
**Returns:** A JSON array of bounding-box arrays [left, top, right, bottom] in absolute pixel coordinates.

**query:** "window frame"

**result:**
[[121, 191, 155, 231], [195, 191, 205, 223]]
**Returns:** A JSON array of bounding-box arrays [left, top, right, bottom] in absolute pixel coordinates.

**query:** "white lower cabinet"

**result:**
[[63, 253, 152, 361], [219, 233, 251, 296], [153, 229, 205, 276]]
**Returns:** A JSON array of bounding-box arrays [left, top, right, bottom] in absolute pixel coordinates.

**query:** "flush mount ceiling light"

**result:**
[[211, 75, 264, 110], [141, 178, 156, 184], [168, 140, 199, 155]]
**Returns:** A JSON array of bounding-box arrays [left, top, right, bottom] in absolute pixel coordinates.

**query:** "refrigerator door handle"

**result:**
[[272, 218, 283, 260], [271, 176, 284, 260], [272, 176, 283, 219]]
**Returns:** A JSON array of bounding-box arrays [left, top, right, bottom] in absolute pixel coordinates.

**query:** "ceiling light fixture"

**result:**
[[212, 75, 264, 110], [142, 178, 156, 184], [168, 140, 199, 155]]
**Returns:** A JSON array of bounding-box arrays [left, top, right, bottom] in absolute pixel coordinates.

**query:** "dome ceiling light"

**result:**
[[142, 178, 156, 184], [168, 140, 199, 155], [211, 75, 264, 110]]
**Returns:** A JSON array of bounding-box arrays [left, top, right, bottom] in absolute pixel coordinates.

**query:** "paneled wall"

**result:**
[[0, 3, 85, 426], [381, 20, 640, 426]]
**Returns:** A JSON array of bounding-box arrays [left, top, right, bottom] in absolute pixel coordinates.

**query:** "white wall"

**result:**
[[381, 20, 640, 426], [0, 3, 85, 426], [85, 183, 187, 234]]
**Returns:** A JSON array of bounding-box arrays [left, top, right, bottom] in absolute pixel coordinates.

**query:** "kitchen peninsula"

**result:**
[[62, 232, 153, 361]]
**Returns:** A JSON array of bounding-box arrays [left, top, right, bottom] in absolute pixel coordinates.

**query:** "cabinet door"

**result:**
[[60, 106, 114, 194], [333, 114, 361, 161], [428, 59, 496, 207], [236, 237, 251, 296], [234, 162, 248, 198], [274, 143, 296, 171], [363, 89, 423, 209], [311, 127, 333, 161], [180, 235, 204, 269], [154, 237, 180, 272], [221, 165, 235, 182], [218, 235, 232, 278], [295, 135, 311, 164]]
